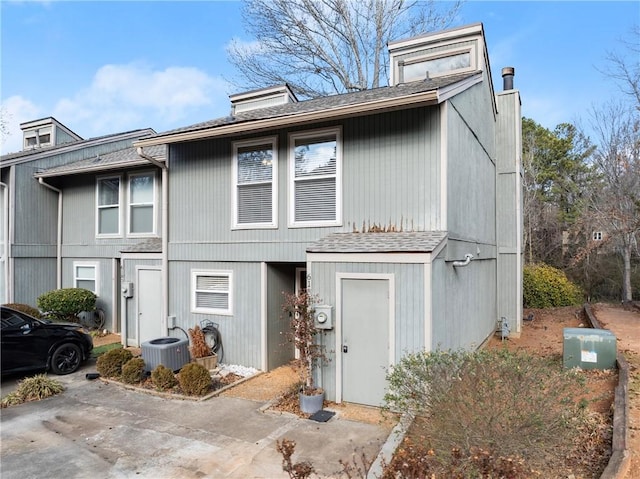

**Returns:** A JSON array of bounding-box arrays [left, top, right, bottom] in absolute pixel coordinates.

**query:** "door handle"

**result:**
[[342, 345, 348, 353]]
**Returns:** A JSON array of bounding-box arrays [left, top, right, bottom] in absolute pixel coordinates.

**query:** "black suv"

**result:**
[[1, 306, 93, 376]]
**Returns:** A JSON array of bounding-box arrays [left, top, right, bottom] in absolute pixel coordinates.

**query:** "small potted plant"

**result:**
[[282, 290, 327, 414], [188, 325, 218, 370]]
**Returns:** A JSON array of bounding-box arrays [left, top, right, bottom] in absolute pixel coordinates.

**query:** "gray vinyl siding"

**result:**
[[308, 260, 425, 402], [446, 93, 496, 246], [169, 261, 263, 369], [4, 135, 154, 306], [432, 248, 497, 350], [14, 165, 58, 246], [54, 128, 78, 146], [59, 169, 162, 246], [168, 107, 442, 264], [495, 90, 523, 333], [12, 258, 57, 306]]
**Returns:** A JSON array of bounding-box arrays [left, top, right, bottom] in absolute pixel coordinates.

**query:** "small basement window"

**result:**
[[191, 270, 233, 315]]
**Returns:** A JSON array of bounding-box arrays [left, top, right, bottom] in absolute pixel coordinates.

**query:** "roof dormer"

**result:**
[[388, 23, 488, 86], [20, 117, 82, 151], [229, 84, 298, 115]]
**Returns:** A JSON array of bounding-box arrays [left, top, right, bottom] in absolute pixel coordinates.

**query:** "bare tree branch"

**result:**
[[227, 0, 462, 98], [585, 102, 640, 301]]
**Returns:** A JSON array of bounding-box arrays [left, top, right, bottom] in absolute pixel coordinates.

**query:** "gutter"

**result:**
[[134, 88, 443, 147], [37, 178, 62, 289], [137, 147, 169, 334]]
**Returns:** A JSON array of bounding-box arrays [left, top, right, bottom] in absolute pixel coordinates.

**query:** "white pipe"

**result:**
[[0, 181, 8, 302], [38, 178, 62, 288], [452, 253, 473, 267], [137, 146, 169, 334]]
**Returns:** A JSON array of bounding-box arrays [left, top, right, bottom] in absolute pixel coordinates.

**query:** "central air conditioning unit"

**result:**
[[141, 337, 191, 372]]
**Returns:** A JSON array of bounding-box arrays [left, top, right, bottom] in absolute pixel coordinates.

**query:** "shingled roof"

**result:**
[[1, 128, 156, 165], [34, 144, 166, 178], [307, 231, 447, 254], [135, 72, 481, 146]]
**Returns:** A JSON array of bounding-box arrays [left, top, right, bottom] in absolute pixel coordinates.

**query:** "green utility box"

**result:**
[[563, 328, 617, 370]]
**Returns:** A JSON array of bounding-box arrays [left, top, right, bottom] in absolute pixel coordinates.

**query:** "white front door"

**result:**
[[340, 277, 391, 406], [136, 267, 163, 344]]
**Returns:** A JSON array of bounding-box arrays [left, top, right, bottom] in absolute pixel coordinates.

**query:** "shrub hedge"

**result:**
[[37, 288, 97, 322], [523, 263, 583, 308]]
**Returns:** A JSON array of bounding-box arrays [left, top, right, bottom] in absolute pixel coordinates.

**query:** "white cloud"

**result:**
[[1, 64, 231, 155], [0, 95, 41, 155], [53, 63, 231, 137]]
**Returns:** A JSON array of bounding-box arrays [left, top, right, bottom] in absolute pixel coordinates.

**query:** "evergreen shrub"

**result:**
[[178, 362, 212, 396], [151, 365, 178, 391], [523, 263, 583, 308], [96, 348, 133, 378], [37, 288, 97, 322], [121, 358, 146, 384]]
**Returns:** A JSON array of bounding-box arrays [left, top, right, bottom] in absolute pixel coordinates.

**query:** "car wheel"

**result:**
[[50, 343, 82, 375]]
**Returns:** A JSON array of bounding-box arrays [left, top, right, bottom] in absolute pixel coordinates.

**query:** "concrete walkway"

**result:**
[[0, 362, 389, 478]]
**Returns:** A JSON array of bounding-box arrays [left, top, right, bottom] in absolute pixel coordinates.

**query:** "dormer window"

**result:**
[[388, 23, 484, 86], [230, 84, 297, 115], [401, 49, 472, 82], [23, 127, 52, 149], [20, 117, 82, 151]]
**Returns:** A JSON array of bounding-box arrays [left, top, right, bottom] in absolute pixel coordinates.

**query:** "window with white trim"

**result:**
[[403, 50, 471, 81], [97, 176, 121, 236], [289, 127, 341, 226], [191, 270, 233, 315], [592, 231, 603, 241], [23, 127, 52, 150], [74, 262, 99, 295], [128, 172, 156, 235], [232, 137, 277, 228]]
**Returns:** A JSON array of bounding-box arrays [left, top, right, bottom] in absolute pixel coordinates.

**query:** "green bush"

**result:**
[[121, 358, 146, 384], [178, 362, 212, 396], [2, 303, 42, 319], [384, 348, 592, 467], [1, 374, 64, 408], [37, 288, 97, 322], [151, 365, 178, 391], [523, 263, 583, 308], [96, 348, 133, 378]]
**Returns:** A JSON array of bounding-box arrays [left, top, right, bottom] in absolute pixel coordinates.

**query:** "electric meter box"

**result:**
[[314, 305, 333, 330], [563, 328, 616, 370]]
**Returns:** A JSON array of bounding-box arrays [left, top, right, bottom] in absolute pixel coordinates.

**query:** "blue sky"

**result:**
[[1, 0, 637, 154]]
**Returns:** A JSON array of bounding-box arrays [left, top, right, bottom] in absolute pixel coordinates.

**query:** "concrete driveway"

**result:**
[[0, 363, 389, 478]]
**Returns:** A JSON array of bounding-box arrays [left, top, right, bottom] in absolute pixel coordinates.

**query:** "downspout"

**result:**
[[452, 253, 473, 267], [0, 181, 9, 302], [38, 178, 62, 289], [137, 147, 169, 333]]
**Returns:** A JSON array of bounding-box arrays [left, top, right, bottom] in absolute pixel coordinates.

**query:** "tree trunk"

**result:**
[[622, 242, 633, 302]]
